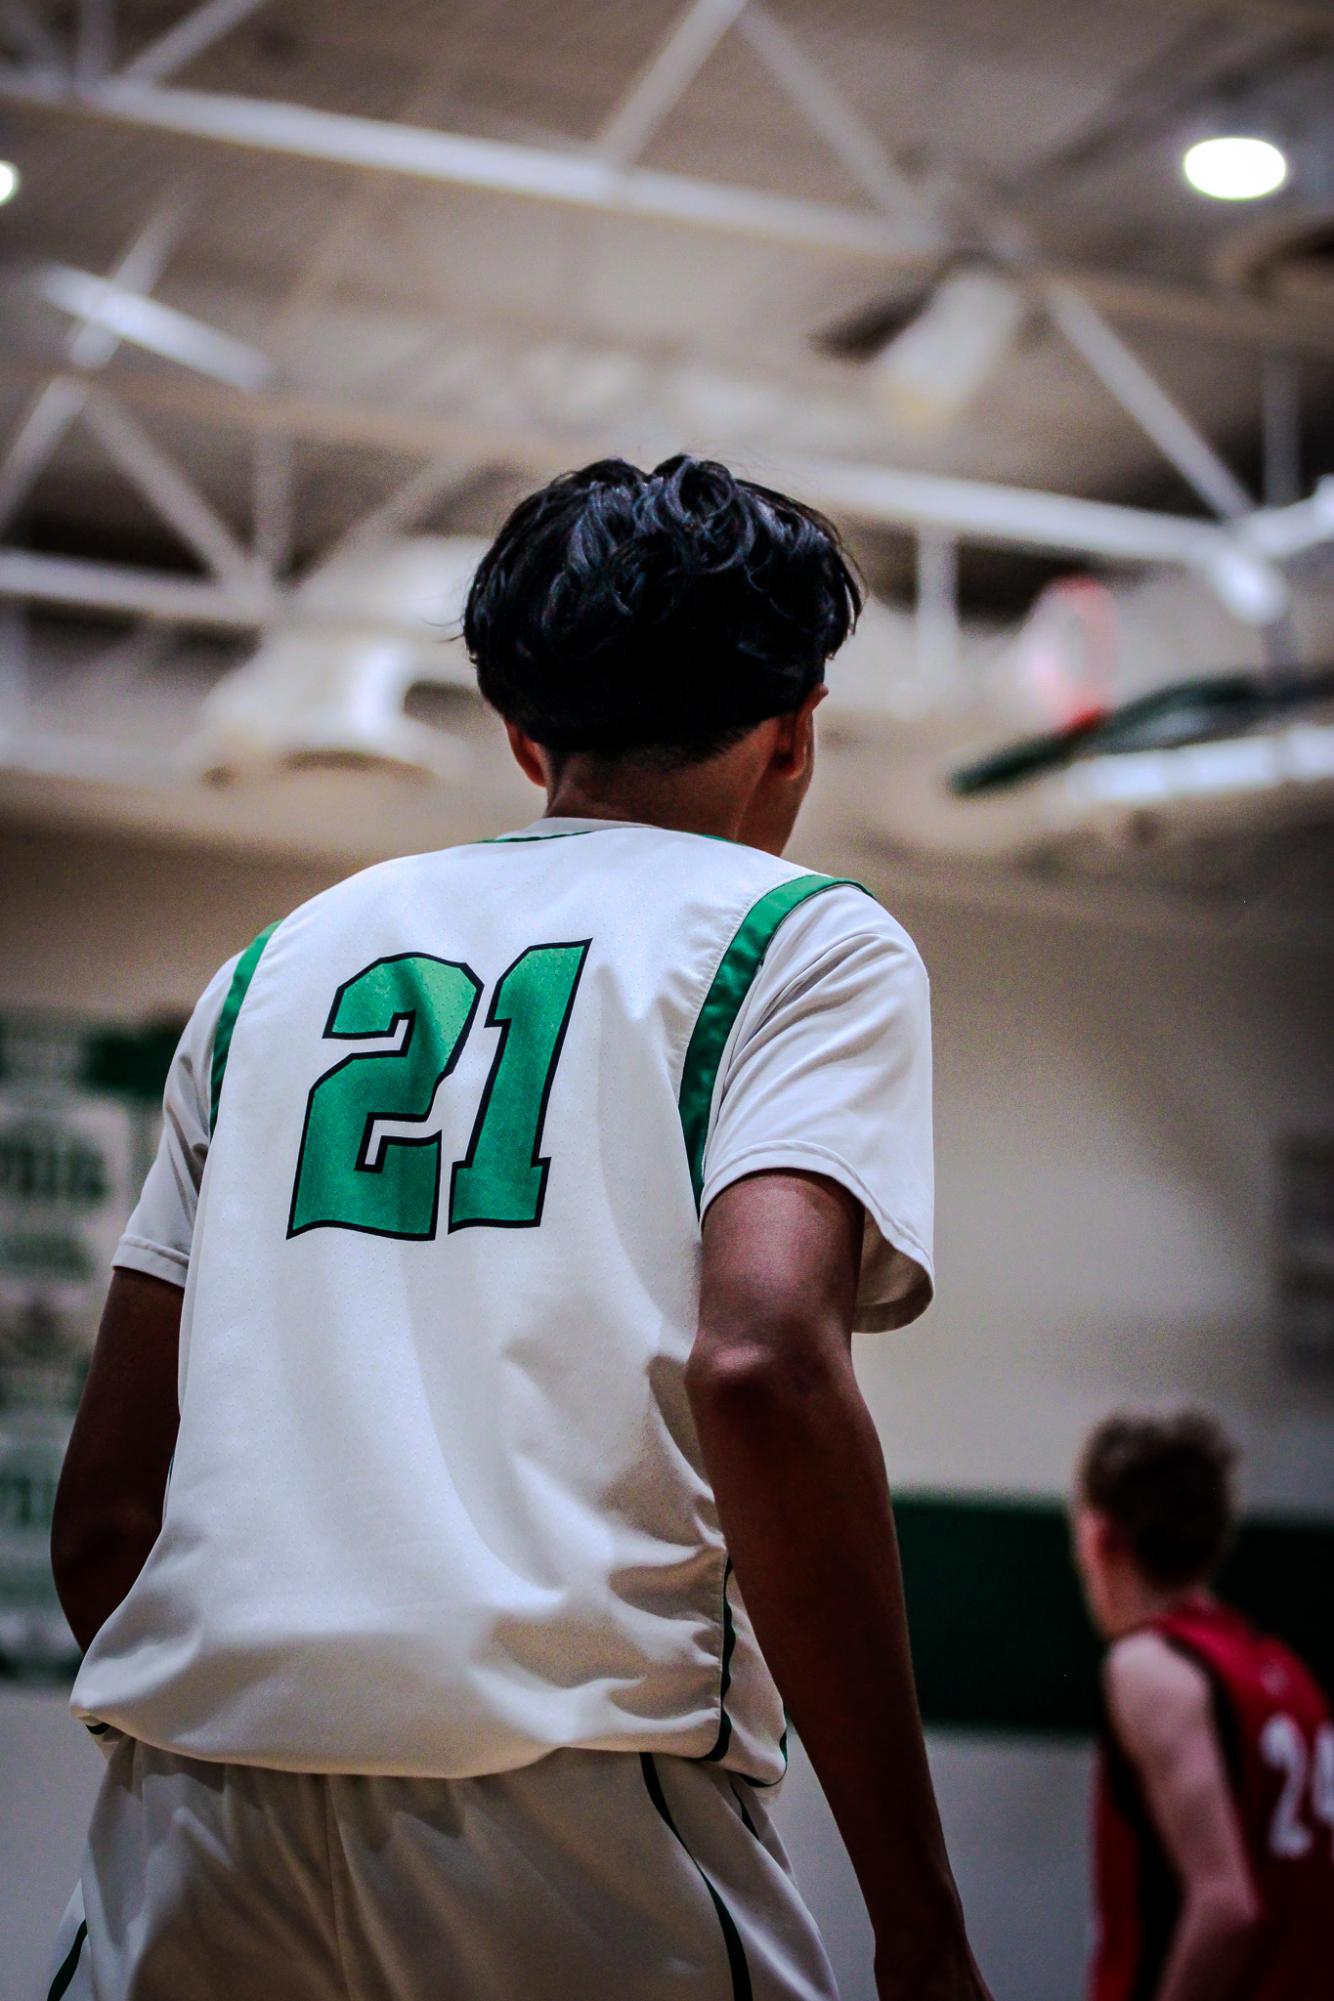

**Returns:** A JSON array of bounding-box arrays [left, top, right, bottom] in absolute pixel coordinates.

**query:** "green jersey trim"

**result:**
[[47, 1919, 89, 2001], [479, 830, 600, 843], [730, 1779, 759, 1837], [640, 1753, 752, 2001], [209, 921, 281, 1134], [679, 869, 865, 1778], [702, 1557, 737, 1763], [677, 872, 865, 1209], [741, 1718, 790, 1790]]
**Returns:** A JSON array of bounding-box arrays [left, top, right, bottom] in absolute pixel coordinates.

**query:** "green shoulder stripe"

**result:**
[[209, 921, 281, 1133], [677, 872, 865, 1207]]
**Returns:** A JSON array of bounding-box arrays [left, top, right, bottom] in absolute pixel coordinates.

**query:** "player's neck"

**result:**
[[543, 753, 758, 844], [1108, 1578, 1215, 1640]]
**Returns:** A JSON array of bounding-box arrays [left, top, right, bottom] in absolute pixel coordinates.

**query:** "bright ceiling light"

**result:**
[[0, 161, 20, 206], [1182, 135, 1287, 202]]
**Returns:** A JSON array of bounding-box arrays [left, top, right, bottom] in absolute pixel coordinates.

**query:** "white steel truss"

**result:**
[[3, 60, 1333, 357], [1, 3, 1332, 643]]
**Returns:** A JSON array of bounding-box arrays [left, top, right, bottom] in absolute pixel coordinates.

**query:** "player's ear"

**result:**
[[504, 720, 550, 789], [772, 684, 827, 779], [1090, 1508, 1127, 1570]]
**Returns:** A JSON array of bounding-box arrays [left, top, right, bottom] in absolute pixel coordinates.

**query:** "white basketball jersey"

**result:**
[[73, 818, 934, 1782]]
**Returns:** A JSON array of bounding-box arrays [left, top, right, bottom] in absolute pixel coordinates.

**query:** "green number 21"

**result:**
[[287, 941, 590, 1240]]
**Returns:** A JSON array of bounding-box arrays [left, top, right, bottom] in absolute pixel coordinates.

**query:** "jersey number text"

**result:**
[[1260, 1714, 1334, 1861], [287, 943, 590, 1239]]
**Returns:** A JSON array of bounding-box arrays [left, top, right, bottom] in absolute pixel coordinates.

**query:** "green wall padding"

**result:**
[[896, 1495, 1334, 1736]]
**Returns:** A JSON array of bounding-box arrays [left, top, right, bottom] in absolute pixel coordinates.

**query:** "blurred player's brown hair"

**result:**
[[1078, 1407, 1238, 1589]]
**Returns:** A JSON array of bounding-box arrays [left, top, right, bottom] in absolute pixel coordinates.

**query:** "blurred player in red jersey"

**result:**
[[1072, 1408, 1333, 2001]]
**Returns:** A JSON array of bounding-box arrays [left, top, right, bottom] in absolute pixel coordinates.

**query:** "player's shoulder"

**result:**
[[744, 847, 926, 982], [1105, 1629, 1213, 1745], [263, 844, 471, 935], [1106, 1626, 1195, 1684]]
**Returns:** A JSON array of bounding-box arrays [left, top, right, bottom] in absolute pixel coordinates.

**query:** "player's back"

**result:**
[[71, 817, 933, 1788], [1094, 1599, 1333, 2001]]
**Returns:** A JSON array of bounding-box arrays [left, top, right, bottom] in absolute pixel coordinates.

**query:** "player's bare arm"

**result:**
[[51, 1269, 182, 1654], [49, 459, 982, 2000], [1106, 1631, 1262, 2001], [690, 1167, 991, 2001]]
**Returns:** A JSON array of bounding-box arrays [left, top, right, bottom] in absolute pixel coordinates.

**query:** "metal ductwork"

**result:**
[[189, 537, 488, 785]]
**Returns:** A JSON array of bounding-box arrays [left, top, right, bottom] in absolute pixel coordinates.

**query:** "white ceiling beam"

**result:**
[[4, 475, 1323, 644], [733, 11, 1261, 521], [0, 348, 585, 468], [263, 71, 457, 349], [317, 459, 474, 570], [738, 3, 925, 219], [0, 355, 1241, 569], [65, 195, 190, 369], [596, 0, 749, 168], [0, 198, 190, 529], [1239, 475, 1334, 561], [0, 375, 86, 532], [0, 67, 940, 258], [120, 0, 270, 84], [36, 261, 275, 387], [81, 391, 257, 582], [0, 545, 464, 640], [4, 65, 1328, 360], [1043, 284, 1254, 521], [0, 547, 274, 626], [762, 448, 1231, 568], [1, 351, 1324, 578]]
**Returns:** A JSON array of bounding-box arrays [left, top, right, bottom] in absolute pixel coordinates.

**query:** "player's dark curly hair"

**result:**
[[1078, 1407, 1239, 1590], [464, 455, 862, 766]]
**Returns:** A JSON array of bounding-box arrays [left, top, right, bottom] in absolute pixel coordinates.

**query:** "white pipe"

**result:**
[[0, 69, 940, 260], [764, 450, 1229, 565], [82, 392, 257, 583], [1044, 284, 1254, 521], [0, 548, 275, 626], [596, 0, 749, 167], [119, 0, 272, 85], [0, 378, 87, 533], [37, 263, 275, 388], [739, 4, 922, 218]]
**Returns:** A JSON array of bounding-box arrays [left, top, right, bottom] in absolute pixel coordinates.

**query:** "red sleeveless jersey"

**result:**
[[1091, 1599, 1333, 2001]]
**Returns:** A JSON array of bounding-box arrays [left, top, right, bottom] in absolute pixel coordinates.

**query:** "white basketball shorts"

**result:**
[[44, 1736, 838, 2000]]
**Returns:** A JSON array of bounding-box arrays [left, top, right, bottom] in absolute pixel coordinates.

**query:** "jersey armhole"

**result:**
[[1156, 1631, 1245, 1791]]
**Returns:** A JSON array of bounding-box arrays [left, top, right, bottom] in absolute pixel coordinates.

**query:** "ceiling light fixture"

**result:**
[[0, 161, 20, 206], [1182, 135, 1288, 202]]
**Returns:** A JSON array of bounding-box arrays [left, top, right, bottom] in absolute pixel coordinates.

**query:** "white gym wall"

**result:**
[[2, 823, 1329, 1999]]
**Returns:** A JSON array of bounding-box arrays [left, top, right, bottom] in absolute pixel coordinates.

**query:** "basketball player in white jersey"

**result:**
[[47, 457, 989, 2001]]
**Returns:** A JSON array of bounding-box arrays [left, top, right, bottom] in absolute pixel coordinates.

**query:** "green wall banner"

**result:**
[[896, 1494, 1334, 1735], [0, 1014, 169, 1679]]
